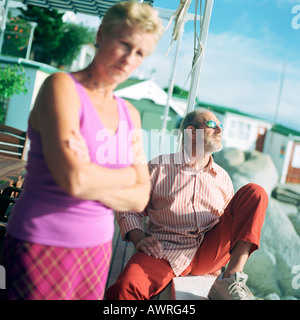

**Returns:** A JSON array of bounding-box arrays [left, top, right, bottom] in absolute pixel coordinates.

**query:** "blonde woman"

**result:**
[[1, 1, 163, 300]]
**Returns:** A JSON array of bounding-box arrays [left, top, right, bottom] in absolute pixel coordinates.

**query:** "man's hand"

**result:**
[[129, 229, 163, 259], [136, 236, 164, 259]]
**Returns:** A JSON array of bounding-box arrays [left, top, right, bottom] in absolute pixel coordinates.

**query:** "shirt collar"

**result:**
[[175, 147, 218, 174]]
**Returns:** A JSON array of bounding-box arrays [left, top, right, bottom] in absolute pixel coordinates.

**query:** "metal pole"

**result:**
[[270, 57, 287, 145], [273, 58, 287, 127], [157, 4, 201, 153], [159, 24, 184, 153], [25, 21, 37, 60], [185, 0, 214, 114], [0, 0, 9, 55]]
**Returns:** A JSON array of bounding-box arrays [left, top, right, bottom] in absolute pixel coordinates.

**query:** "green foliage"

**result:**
[[17, 5, 96, 67], [19, 5, 65, 64], [2, 15, 32, 58], [0, 64, 29, 99], [0, 64, 29, 123], [52, 23, 96, 68]]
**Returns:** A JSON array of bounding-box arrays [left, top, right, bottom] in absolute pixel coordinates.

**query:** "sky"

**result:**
[[75, 0, 300, 132]]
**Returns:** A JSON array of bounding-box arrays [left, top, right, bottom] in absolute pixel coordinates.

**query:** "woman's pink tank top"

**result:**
[[7, 74, 135, 247]]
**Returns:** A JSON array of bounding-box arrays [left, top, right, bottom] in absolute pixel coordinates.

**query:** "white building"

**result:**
[[196, 102, 300, 184], [69, 44, 95, 72], [264, 126, 300, 184]]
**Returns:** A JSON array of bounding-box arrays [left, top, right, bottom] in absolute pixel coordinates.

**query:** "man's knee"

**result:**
[[238, 183, 268, 203], [229, 183, 269, 220]]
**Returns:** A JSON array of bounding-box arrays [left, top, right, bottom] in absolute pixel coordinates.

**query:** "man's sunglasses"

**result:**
[[201, 120, 223, 131]]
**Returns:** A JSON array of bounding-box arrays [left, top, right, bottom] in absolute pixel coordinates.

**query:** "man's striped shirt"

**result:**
[[116, 151, 234, 276]]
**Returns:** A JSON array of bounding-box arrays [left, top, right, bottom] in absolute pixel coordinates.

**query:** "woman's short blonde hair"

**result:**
[[100, 1, 164, 41]]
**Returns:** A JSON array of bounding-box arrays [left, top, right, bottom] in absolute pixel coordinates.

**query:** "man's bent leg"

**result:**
[[189, 183, 268, 276], [223, 240, 253, 278], [225, 183, 268, 255], [106, 251, 175, 300]]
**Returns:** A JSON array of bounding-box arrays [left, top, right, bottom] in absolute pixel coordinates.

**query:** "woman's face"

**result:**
[[95, 26, 157, 85]]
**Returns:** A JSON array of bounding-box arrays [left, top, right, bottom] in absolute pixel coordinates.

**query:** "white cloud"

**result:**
[[196, 31, 300, 129], [136, 28, 300, 131]]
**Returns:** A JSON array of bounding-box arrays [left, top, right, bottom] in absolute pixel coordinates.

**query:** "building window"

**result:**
[[227, 120, 250, 140]]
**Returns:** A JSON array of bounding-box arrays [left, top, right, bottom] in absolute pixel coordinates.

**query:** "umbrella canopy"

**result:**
[[13, 0, 154, 17]]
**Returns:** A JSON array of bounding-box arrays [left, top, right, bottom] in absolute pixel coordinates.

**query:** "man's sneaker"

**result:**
[[208, 271, 254, 300]]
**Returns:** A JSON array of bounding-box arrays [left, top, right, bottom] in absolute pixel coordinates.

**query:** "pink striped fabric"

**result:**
[[1, 235, 112, 300], [116, 151, 234, 276]]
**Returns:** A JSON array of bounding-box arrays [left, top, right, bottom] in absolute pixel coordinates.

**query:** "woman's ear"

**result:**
[[96, 26, 103, 45]]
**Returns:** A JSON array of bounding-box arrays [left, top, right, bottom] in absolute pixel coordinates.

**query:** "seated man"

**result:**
[[106, 109, 268, 300]]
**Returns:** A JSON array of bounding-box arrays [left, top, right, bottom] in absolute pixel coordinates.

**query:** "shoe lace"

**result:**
[[228, 281, 254, 300]]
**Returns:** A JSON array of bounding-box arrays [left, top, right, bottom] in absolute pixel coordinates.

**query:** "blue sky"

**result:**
[[149, 0, 300, 131], [76, 0, 300, 131]]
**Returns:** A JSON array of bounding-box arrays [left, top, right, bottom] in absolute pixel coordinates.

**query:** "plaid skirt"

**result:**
[[0, 235, 112, 300]]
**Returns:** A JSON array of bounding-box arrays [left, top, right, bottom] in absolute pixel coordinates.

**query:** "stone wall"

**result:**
[[214, 148, 300, 300]]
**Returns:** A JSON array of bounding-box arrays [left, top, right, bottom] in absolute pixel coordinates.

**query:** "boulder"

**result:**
[[289, 214, 300, 237], [243, 244, 281, 297], [232, 151, 278, 195], [215, 148, 300, 300], [214, 148, 279, 196], [213, 148, 245, 168], [281, 201, 300, 237], [244, 198, 300, 299]]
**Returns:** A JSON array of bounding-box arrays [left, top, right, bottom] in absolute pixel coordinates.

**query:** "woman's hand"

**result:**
[[67, 130, 90, 163]]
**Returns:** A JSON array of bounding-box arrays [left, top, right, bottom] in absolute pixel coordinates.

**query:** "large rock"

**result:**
[[281, 201, 300, 237], [215, 148, 299, 300], [213, 147, 245, 168], [214, 148, 279, 196], [244, 198, 300, 299], [289, 214, 300, 237]]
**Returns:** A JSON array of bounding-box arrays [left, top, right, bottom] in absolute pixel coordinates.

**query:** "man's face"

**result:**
[[197, 111, 223, 155]]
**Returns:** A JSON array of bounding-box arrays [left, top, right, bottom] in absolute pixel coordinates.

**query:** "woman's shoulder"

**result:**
[[38, 72, 79, 104], [43, 72, 74, 88], [32, 71, 80, 117]]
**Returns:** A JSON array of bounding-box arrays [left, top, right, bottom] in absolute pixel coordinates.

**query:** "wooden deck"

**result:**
[[105, 219, 136, 291]]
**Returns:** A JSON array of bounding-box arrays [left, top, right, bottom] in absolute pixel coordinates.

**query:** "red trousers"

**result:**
[[106, 183, 268, 300]]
